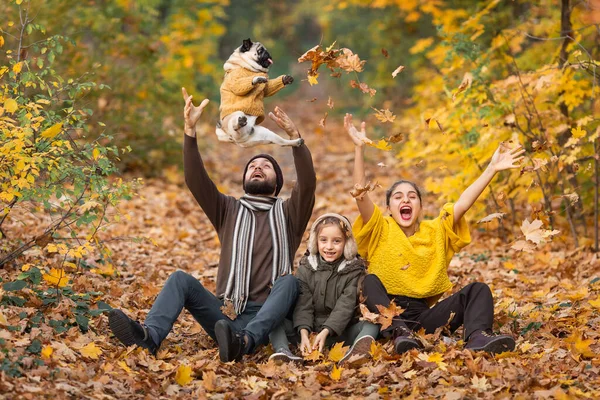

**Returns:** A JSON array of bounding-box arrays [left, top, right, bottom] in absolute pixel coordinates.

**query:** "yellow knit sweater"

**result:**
[[353, 203, 471, 303], [219, 68, 286, 124]]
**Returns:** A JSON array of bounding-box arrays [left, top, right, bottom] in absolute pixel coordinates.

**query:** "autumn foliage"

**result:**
[[1, 0, 600, 398]]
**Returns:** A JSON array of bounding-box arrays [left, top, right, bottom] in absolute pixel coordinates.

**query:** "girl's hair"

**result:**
[[385, 180, 422, 206], [307, 213, 358, 260]]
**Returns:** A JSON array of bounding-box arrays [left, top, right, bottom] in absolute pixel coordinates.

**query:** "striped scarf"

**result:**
[[224, 194, 291, 314]]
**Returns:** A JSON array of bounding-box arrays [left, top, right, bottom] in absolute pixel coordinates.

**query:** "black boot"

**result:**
[[214, 319, 250, 362], [108, 309, 158, 355], [393, 326, 422, 354], [465, 330, 515, 354]]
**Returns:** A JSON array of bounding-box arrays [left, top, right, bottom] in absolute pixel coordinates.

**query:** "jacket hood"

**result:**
[[300, 253, 365, 274], [306, 213, 358, 264]]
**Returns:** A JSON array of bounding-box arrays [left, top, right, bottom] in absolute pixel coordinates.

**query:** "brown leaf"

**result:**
[[35, 232, 54, 249], [497, 191, 507, 207], [381, 48, 389, 58], [336, 48, 366, 73], [350, 181, 381, 200], [350, 80, 376, 97], [371, 107, 396, 123], [319, 112, 328, 128], [452, 72, 473, 101], [220, 300, 237, 320], [386, 132, 404, 143], [359, 304, 379, 324], [306, 97, 317, 102]]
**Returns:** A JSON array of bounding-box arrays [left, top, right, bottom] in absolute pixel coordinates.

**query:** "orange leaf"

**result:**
[[43, 268, 69, 287], [330, 364, 343, 381], [371, 107, 396, 123], [328, 342, 349, 363]]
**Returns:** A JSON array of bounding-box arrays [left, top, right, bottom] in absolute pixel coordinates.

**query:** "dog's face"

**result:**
[[239, 38, 272, 69]]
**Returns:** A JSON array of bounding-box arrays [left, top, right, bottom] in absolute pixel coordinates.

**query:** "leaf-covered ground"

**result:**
[[1, 113, 600, 399]]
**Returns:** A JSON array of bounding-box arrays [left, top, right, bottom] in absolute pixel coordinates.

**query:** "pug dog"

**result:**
[[216, 38, 303, 147]]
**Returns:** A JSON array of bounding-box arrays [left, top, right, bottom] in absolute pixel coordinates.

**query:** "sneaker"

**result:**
[[269, 347, 303, 364], [465, 330, 516, 354], [339, 335, 375, 365], [393, 327, 422, 354], [108, 309, 158, 355], [214, 319, 246, 362]]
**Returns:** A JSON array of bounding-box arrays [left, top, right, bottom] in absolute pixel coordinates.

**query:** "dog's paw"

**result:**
[[252, 76, 268, 85], [236, 116, 248, 129], [282, 75, 294, 85]]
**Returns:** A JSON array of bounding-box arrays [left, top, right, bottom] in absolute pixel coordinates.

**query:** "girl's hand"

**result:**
[[268, 106, 300, 139], [299, 329, 312, 355], [182, 87, 209, 137], [488, 143, 525, 173], [344, 113, 371, 147], [312, 328, 329, 353]]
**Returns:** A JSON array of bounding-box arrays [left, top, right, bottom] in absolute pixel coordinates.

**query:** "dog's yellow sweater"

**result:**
[[219, 68, 285, 124], [353, 203, 471, 303]]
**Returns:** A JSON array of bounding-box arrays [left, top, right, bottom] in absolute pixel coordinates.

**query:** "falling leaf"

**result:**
[[350, 181, 381, 200], [452, 72, 473, 101], [497, 191, 507, 207], [308, 73, 319, 86], [80, 342, 102, 360], [350, 80, 376, 96], [220, 300, 237, 320], [425, 117, 444, 132], [330, 365, 343, 381], [41, 345, 53, 359], [336, 48, 366, 73], [511, 240, 536, 253], [306, 97, 317, 102], [562, 193, 579, 206], [327, 96, 334, 109], [376, 301, 404, 330], [391, 65, 405, 78], [175, 364, 193, 386], [477, 213, 505, 224], [366, 139, 392, 151], [386, 132, 404, 143], [381, 48, 389, 58], [520, 219, 544, 244], [41, 122, 63, 139], [319, 112, 328, 128], [43, 268, 69, 287], [372, 107, 396, 123], [328, 342, 349, 363], [377, 162, 387, 168]]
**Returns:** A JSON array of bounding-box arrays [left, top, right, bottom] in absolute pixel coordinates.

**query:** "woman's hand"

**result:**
[[299, 329, 312, 355], [488, 143, 525, 173], [312, 328, 329, 353], [268, 106, 300, 139], [344, 113, 371, 147], [182, 87, 209, 137]]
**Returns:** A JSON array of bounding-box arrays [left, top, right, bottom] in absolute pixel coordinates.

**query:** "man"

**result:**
[[108, 88, 316, 362]]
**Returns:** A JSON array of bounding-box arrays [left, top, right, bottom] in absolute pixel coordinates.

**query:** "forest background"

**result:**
[[0, 0, 599, 398]]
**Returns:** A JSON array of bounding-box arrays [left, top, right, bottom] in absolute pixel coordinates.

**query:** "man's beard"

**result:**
[[244, 179, 276, 196]]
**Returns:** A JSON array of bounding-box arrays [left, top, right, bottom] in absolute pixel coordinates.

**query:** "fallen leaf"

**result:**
[[175, 364, 193, 386], [80, 342, 102, 360], [203, 370, 217, 391], [471, 375, 490, 392], [220, 300, 237, 320], [330, 364, 343, 381], [359, 304, 379, 324], [328, 342, 350, 363], [43, 268, 69, 287], [41, 345, 53, 359]]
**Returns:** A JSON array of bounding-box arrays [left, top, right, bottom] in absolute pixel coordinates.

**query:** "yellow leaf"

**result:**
[[366, 139, 392, 151], [371, 107, 396, 123], [0, 36, 4, 48], [175, 364, 193, 386], [330, 364, 343, 381], [118, 361, 132, 374], [308, 73, 319, 86], [567, 331, 595, 358], [41, 122, 63, 139], [12, 62, 22, 74], [16, 0, 23, 4], [303, 349, 322, 362], [4, 98, 18, 113], [93, 148, 100, 160], [328, 342, 350, 363], [571, 126, 586, 138], [41, 345, 53, 359], [588, 298, 600, 309], [80, 342, 102, 360], [42, 268, 69, 287], [0, 311, 7, 325]]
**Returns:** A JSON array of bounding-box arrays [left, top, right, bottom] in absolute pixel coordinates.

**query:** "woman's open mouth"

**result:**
[[400, 206, 413, 221]]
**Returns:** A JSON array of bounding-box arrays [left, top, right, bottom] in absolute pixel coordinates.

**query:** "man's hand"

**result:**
[[312, 328, 329, 353], [282, 75, 294, 85], [182, 87, 209, 138], [252, 76, 268, 85], [299, 329, 312, 355], [344, 113, 371, 147], [268, 106, 300, 140]]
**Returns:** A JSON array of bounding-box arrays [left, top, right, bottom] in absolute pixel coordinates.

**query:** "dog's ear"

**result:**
[[241, 38, 253, 53]]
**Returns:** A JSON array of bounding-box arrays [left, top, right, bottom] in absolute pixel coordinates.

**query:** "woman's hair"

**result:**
[[385, 180, 423, 206]]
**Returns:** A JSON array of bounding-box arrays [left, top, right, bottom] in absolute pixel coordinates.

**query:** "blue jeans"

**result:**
[[144, 270, 299, 354]]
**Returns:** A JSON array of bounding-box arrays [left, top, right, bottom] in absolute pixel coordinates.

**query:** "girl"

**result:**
[[269, 213, 379, 364], [344, 113, 524, 354]]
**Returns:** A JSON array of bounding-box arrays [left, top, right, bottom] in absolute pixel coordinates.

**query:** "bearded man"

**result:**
[[107, 88, 316, 362]]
